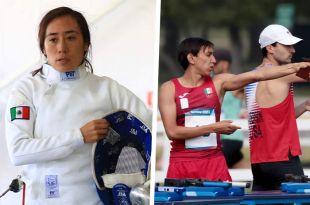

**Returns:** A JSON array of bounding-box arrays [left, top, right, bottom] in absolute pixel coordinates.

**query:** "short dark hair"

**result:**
[[177, 37, 214, 70], [261, 42, 277, 57], [32, 7, 92, 76]]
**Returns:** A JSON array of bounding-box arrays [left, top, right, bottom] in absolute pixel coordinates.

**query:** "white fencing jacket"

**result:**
[[5, 63, 152, 205]]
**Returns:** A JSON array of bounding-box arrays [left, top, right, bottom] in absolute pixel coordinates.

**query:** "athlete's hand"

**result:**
[[80, 119, 110, 143], [304, 100, 310, 111], [292, 62, 310, 72], [213, 120, 241, 135]]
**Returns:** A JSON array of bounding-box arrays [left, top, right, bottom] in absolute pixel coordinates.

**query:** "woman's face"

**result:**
[[43, 15, 88, 72]]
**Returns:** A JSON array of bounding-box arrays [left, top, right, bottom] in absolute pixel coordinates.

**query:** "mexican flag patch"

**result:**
[[10, 106, 30, 121], [204, 87, 213, 95]]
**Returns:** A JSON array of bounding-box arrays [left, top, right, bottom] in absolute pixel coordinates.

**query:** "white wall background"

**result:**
[[0, 0, 159, 204]]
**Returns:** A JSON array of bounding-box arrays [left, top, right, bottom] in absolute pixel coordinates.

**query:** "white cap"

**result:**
[[259, 24, 302, 48]]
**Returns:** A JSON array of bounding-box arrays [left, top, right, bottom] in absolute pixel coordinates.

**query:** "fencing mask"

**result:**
[[92, 110, 152, 205]]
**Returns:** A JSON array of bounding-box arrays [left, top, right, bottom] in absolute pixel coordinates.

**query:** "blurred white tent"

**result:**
[[0, 0, 159, 204]]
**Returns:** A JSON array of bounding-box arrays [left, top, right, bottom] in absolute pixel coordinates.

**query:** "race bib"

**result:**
[[185, 108, 217, 149]]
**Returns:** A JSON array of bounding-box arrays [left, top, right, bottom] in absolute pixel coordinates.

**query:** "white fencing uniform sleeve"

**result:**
[[108, 79, 152, 129], [5, 88, 84, 166]]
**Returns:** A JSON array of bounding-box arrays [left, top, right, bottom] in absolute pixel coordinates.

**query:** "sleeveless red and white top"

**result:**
[[170, 76, 223, 160], [245, 82, 301, 164]]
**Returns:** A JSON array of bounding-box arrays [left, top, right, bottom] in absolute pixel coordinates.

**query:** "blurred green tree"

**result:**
[[159, 0, 309, 84]]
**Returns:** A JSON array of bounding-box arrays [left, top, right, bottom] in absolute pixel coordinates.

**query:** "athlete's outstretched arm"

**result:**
[[158, 81, 240, 140], [220, 62, 310, 91]]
